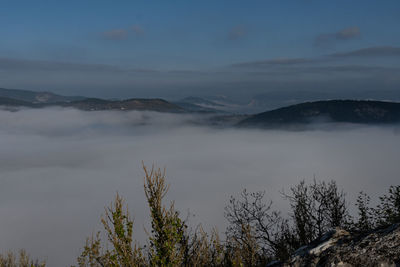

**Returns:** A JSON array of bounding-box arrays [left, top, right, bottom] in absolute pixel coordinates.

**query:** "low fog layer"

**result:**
[[0, 107, 399, 265]]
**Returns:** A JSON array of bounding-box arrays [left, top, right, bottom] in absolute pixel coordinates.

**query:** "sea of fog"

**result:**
[[0, 107, 399, 265]]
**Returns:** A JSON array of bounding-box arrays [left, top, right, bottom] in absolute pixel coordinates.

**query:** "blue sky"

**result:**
[[0, 0, 400, 99]]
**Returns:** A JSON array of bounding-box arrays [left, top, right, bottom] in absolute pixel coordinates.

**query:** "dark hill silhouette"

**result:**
[[238, 100, 400, 127], [0, 96, 36, 107]]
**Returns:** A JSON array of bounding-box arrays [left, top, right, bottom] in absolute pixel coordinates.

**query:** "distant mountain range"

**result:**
[[238, 100, 400, 128], [247, 90, 400, 112], [62, 98, 183, 112], [0, 88, 183, 112], [173, 97, 222, 113], [0, 88, 85, 103], [174, 96, 247, 113], [2, 88, 400, 127], [175, 91, 400, 114]]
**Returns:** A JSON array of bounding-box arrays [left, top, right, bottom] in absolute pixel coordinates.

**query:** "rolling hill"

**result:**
[[62, 98, 184, 112], [0, 88, 184, 112], [0, 88, 84, 103], [238, 100, 400, 128]]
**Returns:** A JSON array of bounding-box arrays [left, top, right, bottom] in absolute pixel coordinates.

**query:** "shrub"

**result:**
[[354, 191, 374, 231], [224, 189, 288, 263], [0, 250, 45, 267], [143, 165, 186, 266], [374, 185, 400, 227], [3, 165, 399, 266], [74, 166, 397, 266], [77, 193, 144, 267], [283, 179, 350, 246]]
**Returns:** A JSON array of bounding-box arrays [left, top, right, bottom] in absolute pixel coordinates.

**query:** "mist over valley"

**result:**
[[0, 107, 399, 265]]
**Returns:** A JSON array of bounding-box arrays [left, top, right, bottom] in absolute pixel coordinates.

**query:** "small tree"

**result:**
[[224, 189, 286, 263], [374, 185, 400, 226], [0, 250, 45, 267], [77, 193, 144, 267], [225, 223, 260, 267], [181, 226, 224, 266], [143, 164, 186, 267], [285, 181, 314, 245], [284, 179, 350, 246], [314, 180, 349, 229], [78, 163, 187, 267], [354, 191, 374, 231]]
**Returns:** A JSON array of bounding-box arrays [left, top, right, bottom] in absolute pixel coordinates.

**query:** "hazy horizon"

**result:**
[[1, 1, 400, 100]]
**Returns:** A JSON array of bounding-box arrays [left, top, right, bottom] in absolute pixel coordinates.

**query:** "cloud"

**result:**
[[101, 25, 144, 40], [330, 46, 400, 58], [0, 108, 400, 266], [230, 64, 400, 81], [132, 25, 145, 36], [231, 58, 318, 68], [102, 29, 128, 40], [230, 45, 400, 71], [335, 26, 361, 40], [255, 65, 397, 75], [287, 65, 400, 77], [0, 58, 161, 74], [314, 26, 361, 47], [228, 25, 247, 40], [1, 43, 400, 100], [0, 58, 123, 72]]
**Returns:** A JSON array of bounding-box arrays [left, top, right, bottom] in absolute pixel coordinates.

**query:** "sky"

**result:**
[[1, 0, 400, 99]]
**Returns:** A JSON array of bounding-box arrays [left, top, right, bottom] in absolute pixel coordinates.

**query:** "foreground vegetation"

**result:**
[[1, 164, 399, 266], [0, 250, 45, 267]]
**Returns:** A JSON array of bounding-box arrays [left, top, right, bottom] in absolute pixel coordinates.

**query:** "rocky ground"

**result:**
[[268, 223, 400, 267]]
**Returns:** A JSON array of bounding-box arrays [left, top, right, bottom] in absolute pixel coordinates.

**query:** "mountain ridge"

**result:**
[[0, 87, 85, 103], [238, 100, 400, 127], [0, 88, 183, 112]]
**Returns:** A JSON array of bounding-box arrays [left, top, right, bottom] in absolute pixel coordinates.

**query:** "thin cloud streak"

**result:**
[[230, 46, 400, 69], [330, 46, 400, 58], [1, 45, 400, 99], [101, 25, 144, 41], [314, 26, 361, 48], [132, 25, 145, 36], [0, 58, 123, 72], [231, 58, 321, 68], [102, 29, 129, 40], [335, 26, 361, 40], [228, 25, 247, 40]]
